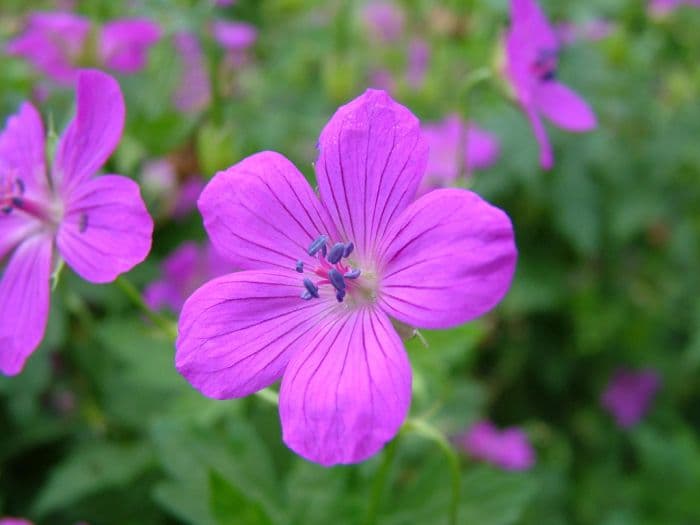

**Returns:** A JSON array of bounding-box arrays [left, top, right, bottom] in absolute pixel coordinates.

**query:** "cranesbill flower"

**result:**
[[173, 31, 212, 114], [7, 12, 160, 85], [420, 114, 500, 194], [504, 0, 596, 170], [145, 241, 230, 313], [601, 368, 661, 428], [212, 20, 258, 68], [361, 1, 405, 43], [0, 70, 153, 375], [649, 0, 700, 16], [176, 90, 517, 465], [457, 420, 535, 471]]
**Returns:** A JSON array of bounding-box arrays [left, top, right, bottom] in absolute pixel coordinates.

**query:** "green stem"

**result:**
[[403, 418, 461, 525], [363, 437, 400, 525], [114, 276, 178, 340], [462, 66, 494, 96], [254, 388, 279, 406]]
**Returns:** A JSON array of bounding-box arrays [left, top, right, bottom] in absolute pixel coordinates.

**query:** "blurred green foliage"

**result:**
[[1, 0, 699, 524]]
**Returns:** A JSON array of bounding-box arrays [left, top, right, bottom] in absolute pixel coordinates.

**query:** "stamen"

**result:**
[[327, 242, 345, 264], [295, 260, 304, 273], [301, 290, 313, 300], [328, 268, 346, 292], [308, 235, 329, 256], [343, 242, 354, 257], [344, 269, 361, 279], [15, 178, 25, 195], [336, 289, 346, 303], [303, 277, 320, 298]]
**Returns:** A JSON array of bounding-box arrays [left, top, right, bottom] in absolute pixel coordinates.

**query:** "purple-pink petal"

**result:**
[[535, 82, 597, 132], [99, 19, 161, 74], [279, 307, 411, 466], [525, 107, 554, 170], [212, 20, 258, 50], [0, 102, 49, 200], [459, 420, 535, 471], [315, 89, 428, 261], [466, 124, 500, 173], [601, 368, 661, 428], [378, 189, 517, 329], [361, 1, 405, 43], [199, 151, 338, 271], [6, 11, 90, 85], [56, 175, 153, 283], [0, 234, 53, 376], [176, 270, 331, 399], [53, 70, 125, 193], [172, 31, 212, 114]]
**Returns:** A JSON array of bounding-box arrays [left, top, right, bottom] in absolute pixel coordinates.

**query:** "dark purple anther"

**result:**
[[328, 268, 346, 291], [79, 213, 89, 233], [1, 206, 12, 215], [11, 197, 23, 209], [343, 242, 354, 257], [336, 289, 346, 303], [344, 269, 361, 279], [327, 243, 345, 264], [295, 260, 304, 273], [308, 235, 328, 256], [15, 178, 25, 194], [303, 277, 320, 298]]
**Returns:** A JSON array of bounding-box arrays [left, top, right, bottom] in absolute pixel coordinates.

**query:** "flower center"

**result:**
[[296, 234, 364, 303], [0, 171, 61, 225], [531, 48, 558, 82]]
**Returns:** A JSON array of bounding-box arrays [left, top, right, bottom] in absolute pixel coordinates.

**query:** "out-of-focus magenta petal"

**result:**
[[6, 12, 90, 84], [421, 114, 464, 190], [316, 89, 428, 262], [0, 102, 49, 199], [211, 20, 258, 50], [173, 176, 205, 218], [280, 307, 411, 466], [0, 234, 52, 376], [176, 270, 332, 399], [0, 214, 41, 262], [406, 38, 430, 90], [361, 1, 405, 43], [459, 420, 535, 471], [601, 368, 661, 428], [525, 107, 553, 170], [378, 189, 517, 329], [172, 32, 212, 114], [57, 175, 153, 283], [0, 518, 34, 525], [99, 19, 161, 73], [53, 70, 125, 193], [199, 151, 338, 271], [535, 81, 597, 132], [466, 124, 500, 173]]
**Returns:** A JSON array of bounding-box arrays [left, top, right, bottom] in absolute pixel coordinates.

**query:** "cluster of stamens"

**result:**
[[0, 174, 26, 215], [296, 235, 361, 303], [531, 48, 558, 82]]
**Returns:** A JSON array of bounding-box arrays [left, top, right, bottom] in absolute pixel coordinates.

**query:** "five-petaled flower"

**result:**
[[0, 70, 153, 375], [7, 11, 161, 85], [504, 0, 597, 170], [601, 367, 661, 428], [176, 89, 517, 466], [456, 420, 535, 471]]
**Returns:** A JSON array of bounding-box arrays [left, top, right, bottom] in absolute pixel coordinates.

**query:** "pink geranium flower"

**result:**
[[7, 12, 160, 85], [420, 114, 500, 194], [175, 90, 517, 465], [0, 70, 153, 375], [172, 31, 212, 114], [457, 420, 535, 471], [0, 519, 34, 525], [601, 368, 661, 428], [211, 20, 258, 68], [361, 1, 405, 43], [145, 241, 230, 313], [504, 0, 597, 169], [649, 0, 700, 16]]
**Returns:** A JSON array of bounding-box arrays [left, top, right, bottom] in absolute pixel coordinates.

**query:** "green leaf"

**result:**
[[33, 442, 152, 517], [209, 470, 274, 525]]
